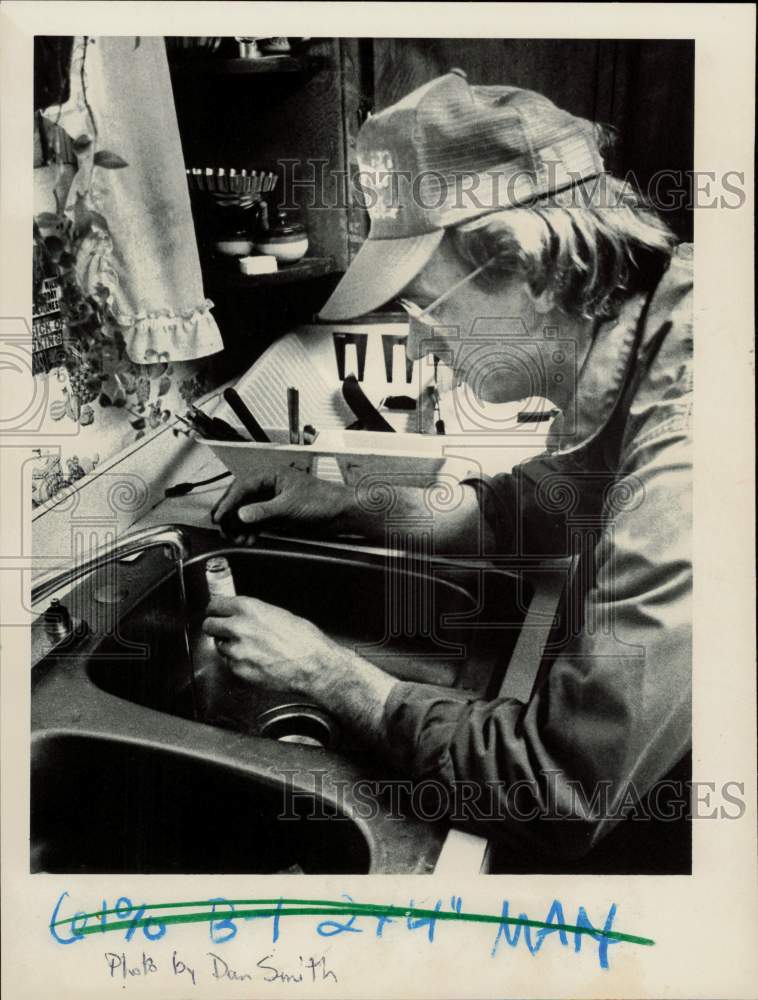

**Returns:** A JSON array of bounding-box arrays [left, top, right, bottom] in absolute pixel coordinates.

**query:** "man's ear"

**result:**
[[528, 286, 555, 314]]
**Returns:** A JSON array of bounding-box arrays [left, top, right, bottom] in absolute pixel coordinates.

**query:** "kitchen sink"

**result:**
[[31, 527, 535, 874]]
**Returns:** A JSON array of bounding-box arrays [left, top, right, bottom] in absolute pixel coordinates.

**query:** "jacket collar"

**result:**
[[546, 245, 693, 455], [546, 292, 647, 455]]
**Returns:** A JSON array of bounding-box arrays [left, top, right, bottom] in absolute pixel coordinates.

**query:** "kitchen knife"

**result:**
[[341, 375, 395, 432], [223, 387, 271, 442]]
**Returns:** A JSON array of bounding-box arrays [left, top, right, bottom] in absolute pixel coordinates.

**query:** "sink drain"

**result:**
[[256, 704, 339, 750]]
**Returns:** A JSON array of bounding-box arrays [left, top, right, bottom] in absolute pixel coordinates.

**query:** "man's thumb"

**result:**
[[238, 494, 288, 525]]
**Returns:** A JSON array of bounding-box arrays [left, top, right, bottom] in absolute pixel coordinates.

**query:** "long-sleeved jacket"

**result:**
[[383, 244, 694, 870]]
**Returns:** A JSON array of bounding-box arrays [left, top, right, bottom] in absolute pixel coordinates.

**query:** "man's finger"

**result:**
[[211, 481, 244, 523], [205, 595, 239, 617], [201, 616, 238, 639]]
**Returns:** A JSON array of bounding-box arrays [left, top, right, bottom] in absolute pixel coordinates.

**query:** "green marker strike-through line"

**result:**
[[52, 898, 655, 948]]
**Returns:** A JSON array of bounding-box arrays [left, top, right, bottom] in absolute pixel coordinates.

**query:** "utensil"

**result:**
[[187, 407, 246, 442], [341, 375, 395, 432], [287, 387, 300, 444], [223, 388, 271, 442], [517, 408, 560, 423]]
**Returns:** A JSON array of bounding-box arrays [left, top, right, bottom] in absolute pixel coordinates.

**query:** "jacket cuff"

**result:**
[[383, 681, 475, 777]]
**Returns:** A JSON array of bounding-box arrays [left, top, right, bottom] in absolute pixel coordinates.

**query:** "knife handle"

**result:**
[[223, 388, 270, 442]]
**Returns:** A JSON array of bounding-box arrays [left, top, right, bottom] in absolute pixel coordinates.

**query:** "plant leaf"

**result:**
[[93, 150, 129, 169], [157, 375, 171, 397], [130, 417, 146, 430], [36, 212, 63, 227], [88, 210, 110, 232], [44, 235, 64, 260], [73, 134, 93, 152], [98, 392, 112, 407], [72, 200, 93, 241]]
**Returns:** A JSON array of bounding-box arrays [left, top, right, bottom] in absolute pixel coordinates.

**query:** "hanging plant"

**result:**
[[32, 35, 181, 443]]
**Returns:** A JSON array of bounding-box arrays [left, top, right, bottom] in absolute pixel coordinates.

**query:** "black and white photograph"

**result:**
[[2, 4, 755, 999], [28, 30, 696, 876]]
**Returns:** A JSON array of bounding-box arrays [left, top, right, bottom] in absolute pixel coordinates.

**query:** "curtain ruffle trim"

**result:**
[[76, 229, 223, 363], [124, 298, 224, 363]]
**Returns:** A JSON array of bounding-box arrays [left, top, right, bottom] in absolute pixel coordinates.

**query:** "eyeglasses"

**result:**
[[399, 257, 495, 329]]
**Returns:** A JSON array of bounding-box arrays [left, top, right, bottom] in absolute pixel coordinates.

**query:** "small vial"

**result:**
[[205, 555, 236, 598], [193, 556, 253, 730]]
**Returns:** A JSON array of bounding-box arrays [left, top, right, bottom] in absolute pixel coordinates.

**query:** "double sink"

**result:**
[[31, 526, 531, 874]]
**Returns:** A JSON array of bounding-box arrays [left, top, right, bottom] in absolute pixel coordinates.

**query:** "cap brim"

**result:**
[[318, 230, 444, 321]]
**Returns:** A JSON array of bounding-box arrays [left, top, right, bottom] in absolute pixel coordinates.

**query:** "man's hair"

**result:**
[[450, 176, 677, 322]]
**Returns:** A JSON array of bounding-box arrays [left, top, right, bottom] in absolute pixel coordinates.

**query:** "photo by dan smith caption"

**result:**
[[103, 950, 338, 987], [0, 3, 755, 1000]]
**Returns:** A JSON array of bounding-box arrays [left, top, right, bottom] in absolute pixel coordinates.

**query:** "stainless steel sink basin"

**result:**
[[31, 527, 532, 874], [31, 733, 370, 874]]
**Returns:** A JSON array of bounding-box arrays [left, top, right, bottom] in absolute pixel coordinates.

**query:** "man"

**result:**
[[204, 71, 692, 872]]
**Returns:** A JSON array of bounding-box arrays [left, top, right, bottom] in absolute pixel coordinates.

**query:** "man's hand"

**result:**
[[211, 467, 492, 553], [202, 594, 337, 695], [211, 467, 353, 542], [201, 595, 398, 744]]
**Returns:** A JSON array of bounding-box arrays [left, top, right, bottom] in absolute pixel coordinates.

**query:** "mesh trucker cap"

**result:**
[[319, 69, 605, 321]]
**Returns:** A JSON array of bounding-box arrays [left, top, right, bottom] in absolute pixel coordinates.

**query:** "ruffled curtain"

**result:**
[[44, 36, 223, 362]]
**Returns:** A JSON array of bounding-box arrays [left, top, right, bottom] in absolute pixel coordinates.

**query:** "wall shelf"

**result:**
[[169, 56, 303, 77], [207, 256, 339, 289]]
